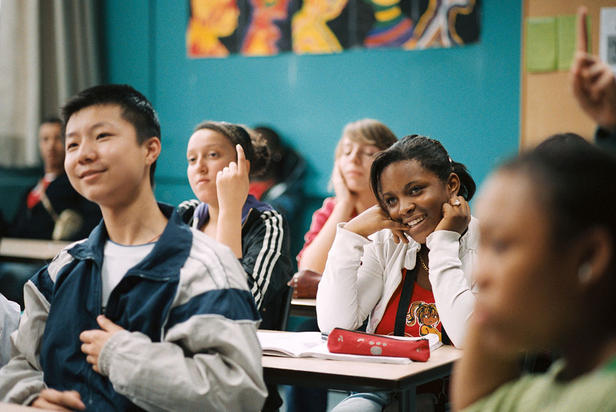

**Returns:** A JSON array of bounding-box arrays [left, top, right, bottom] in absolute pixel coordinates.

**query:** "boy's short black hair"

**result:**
[[61, 84, 161, 186]]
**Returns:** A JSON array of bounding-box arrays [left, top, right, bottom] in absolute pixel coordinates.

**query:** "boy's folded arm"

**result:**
[[98, 316, 267, 412], [0, 277, 51, 404], [0, 355, 46, 405]]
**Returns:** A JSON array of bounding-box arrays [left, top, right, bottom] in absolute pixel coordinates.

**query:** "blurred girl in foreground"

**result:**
[[452, 134, 616, 411]]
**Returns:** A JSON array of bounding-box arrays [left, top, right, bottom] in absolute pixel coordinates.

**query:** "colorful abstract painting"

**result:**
[[242, 0, 291, 56], [187, 0, 480, 58]]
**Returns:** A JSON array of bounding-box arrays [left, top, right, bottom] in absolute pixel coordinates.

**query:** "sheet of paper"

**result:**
[[557, 15, 576, 71], [526, 17, 557, 72], [600, 7, 616, 73], [258, 331, 417, 364]]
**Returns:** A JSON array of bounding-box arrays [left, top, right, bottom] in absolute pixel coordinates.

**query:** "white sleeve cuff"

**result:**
[[426, 230, 461, 249], [98, 330, 132, 377]]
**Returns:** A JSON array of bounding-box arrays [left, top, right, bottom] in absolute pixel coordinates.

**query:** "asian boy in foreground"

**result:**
[[0, 84, 267, 411]]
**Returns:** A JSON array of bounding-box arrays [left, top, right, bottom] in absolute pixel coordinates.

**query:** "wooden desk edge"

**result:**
[[291, 298, 316, 306], [0, 402, 55, 411], [289, 298, 316, 317]]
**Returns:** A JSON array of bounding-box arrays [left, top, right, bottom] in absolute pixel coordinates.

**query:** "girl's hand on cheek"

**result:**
[[332, 161, 357, 205], [216, 145, 249, 213], [390, 227, 409, 244], [434, 195, 470, 234], [344, 205, 408, 241]]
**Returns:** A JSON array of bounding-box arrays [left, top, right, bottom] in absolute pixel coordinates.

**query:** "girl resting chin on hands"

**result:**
[[317, 134, 478, 411], [317, 134, 477, 346]]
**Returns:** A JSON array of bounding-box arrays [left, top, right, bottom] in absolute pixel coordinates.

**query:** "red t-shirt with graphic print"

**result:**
[[375, 268, 442, 342]]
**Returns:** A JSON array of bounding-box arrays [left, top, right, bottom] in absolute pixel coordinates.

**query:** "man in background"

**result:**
[[0, 117, 100, 306], [0, 117, 100, 240]]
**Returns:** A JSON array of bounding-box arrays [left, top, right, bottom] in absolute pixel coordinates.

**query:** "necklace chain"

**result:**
[[417, 253, 429, 273], [145, 232, 162, 244]]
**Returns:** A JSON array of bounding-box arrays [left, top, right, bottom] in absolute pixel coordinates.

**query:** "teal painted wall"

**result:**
[[103, 0, 521, 219]]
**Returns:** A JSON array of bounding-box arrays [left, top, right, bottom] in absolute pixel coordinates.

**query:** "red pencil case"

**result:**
[[326, 328, 431, 362]]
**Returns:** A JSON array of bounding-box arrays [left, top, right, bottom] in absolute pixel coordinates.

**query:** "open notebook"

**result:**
[[258, 331, 442, 365]]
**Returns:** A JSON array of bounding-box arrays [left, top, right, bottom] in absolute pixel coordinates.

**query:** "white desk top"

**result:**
[[263, 344, 461, 381], [0, 237, 70, 261]]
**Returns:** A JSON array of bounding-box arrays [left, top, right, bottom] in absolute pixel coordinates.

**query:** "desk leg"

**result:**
[[398, 385, 415, 412]]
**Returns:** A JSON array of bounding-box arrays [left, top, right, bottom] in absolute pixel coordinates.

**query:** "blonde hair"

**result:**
[[334, 119, 398, 160], [328, 119, 398, 192]]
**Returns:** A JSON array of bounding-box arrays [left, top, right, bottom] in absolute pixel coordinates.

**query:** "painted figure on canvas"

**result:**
[[406, 0, 475, 49], [291, 0, 348, 54], [242, 0, 290, 56], [187, 0, 240, 57], [362, 0, 414, 48]]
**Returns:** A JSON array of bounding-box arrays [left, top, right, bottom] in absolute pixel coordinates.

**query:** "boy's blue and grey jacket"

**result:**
[[0, 205, 267, 411]]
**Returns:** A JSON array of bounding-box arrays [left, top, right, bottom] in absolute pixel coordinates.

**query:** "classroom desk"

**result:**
[[262, 342, 461, 412], [0, 237, 69, 263], [290, 298, 316, 317]]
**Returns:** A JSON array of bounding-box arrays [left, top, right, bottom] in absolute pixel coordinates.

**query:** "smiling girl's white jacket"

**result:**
[[316, 217, 479, 348]]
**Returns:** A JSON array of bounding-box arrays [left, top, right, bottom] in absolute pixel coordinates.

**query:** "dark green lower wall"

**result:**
[[0, 167, 41, 223]]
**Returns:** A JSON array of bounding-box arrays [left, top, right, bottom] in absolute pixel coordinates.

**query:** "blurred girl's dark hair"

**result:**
[[502, 133, 616, 247], [499, 133, 616, 319]]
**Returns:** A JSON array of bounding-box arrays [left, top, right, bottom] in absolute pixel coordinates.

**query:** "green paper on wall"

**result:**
[[557, 15, 591, 71], [526, 17, 556, 72]]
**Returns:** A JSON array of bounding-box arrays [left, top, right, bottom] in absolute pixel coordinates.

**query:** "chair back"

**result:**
[[278, 285, 294, 331]]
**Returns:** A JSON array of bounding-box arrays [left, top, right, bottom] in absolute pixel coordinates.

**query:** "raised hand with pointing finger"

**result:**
[[182, 121, 294, 329], [216, 144, 250, 215], [570, 6, 616, 132], [215, 144, 250, 258]]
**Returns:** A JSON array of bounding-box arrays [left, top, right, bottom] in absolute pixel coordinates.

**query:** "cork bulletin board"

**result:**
[[521, 0, 614, 148]]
